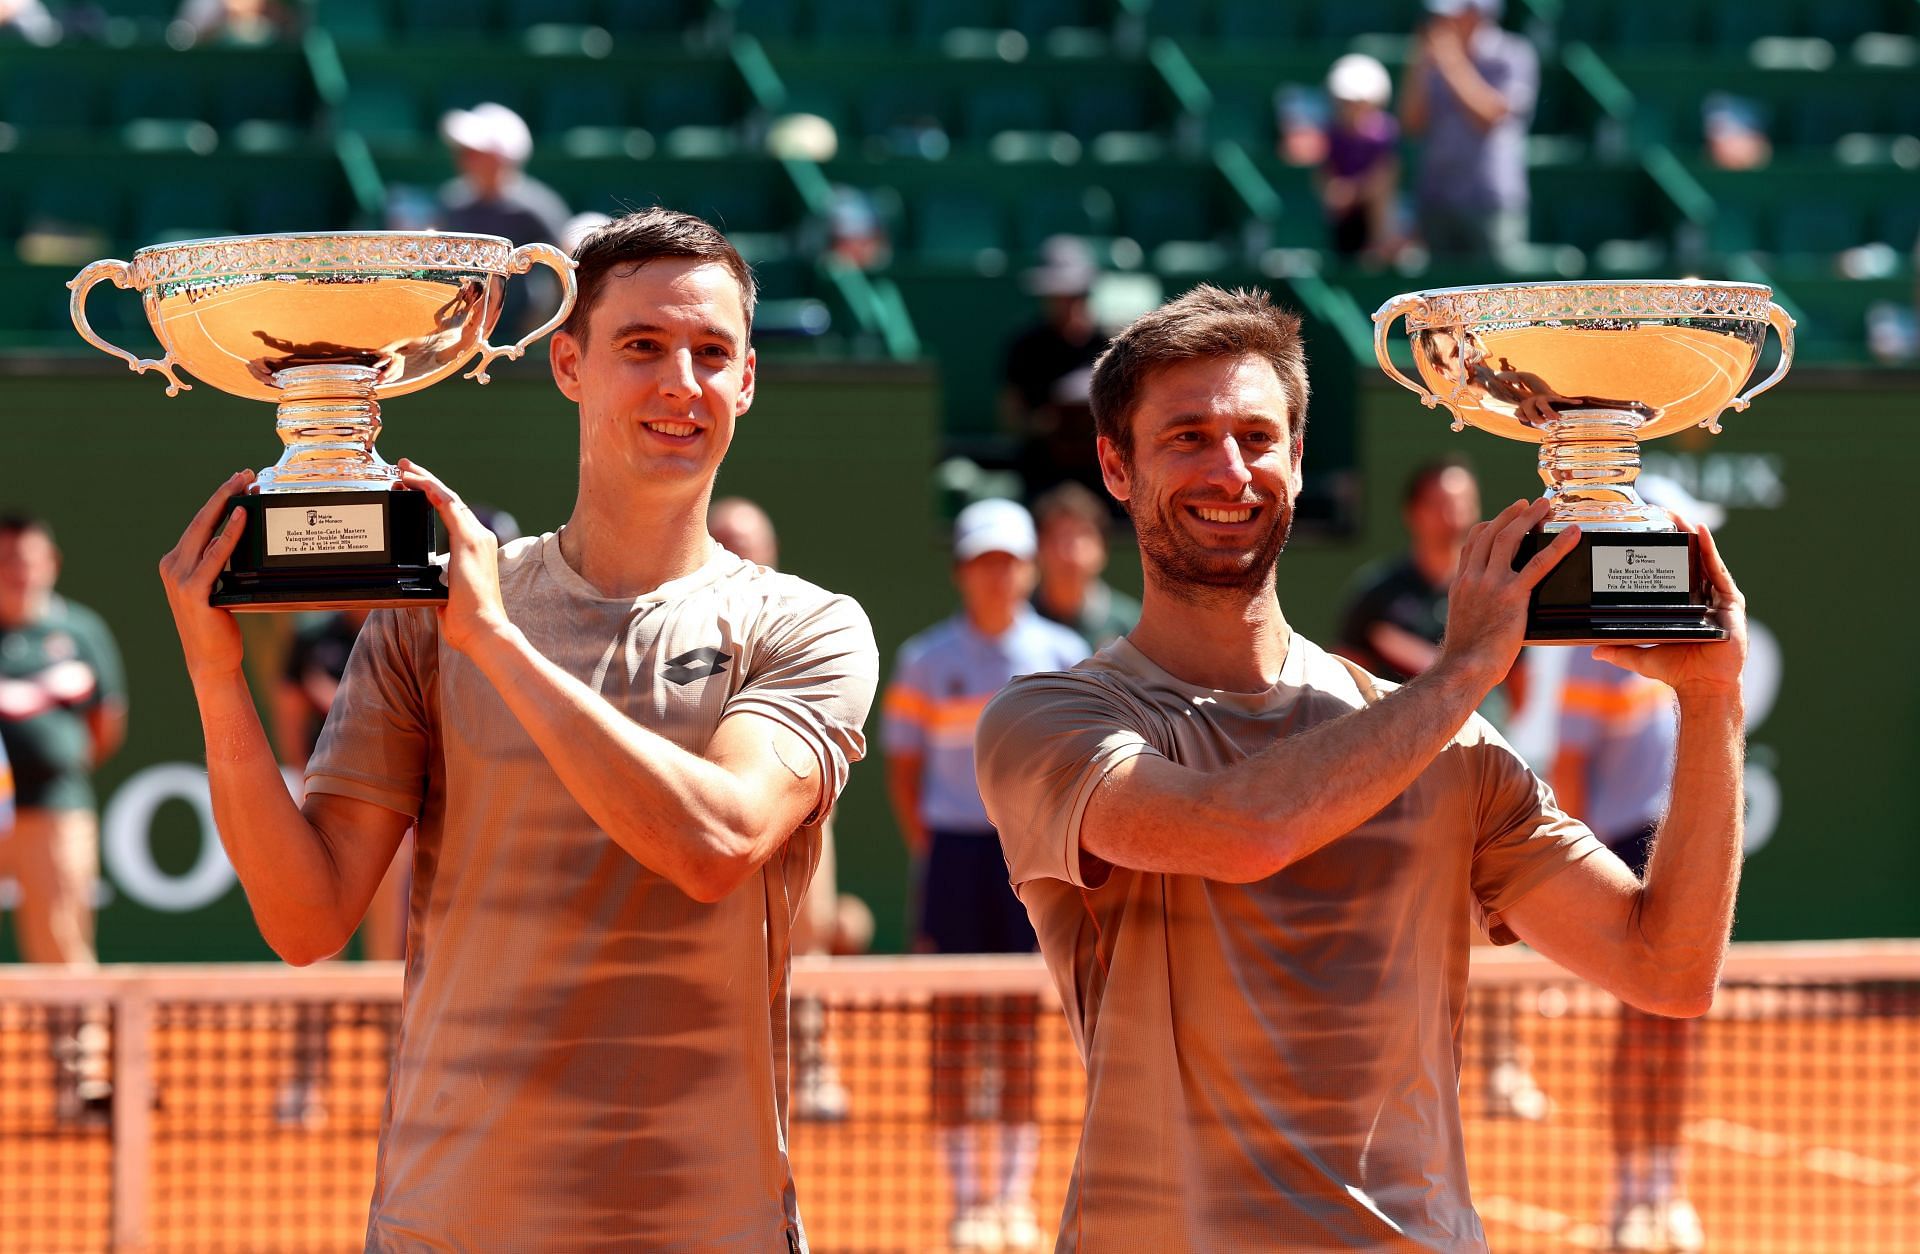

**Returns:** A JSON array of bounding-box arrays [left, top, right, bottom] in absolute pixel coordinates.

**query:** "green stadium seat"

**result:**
[[911, 189, 1007, 261], [1877, 200, 1920, 250], [1801, 0, 1884, 46], [963, 83, 1052, 144], [316, 0, 393, 42], [859, 81, 952, 144], [1060, 83, 1148, 143], [540, 81, 628, 138], [1206, 84, 1273, 152], [914, 0, 998, 45], [1009, 0, 1094, 38], [1707, 0, 1797, 46], [396, 0, 498, 39], [809, 0, 900, 42], [339, 82, 425, 149], [133, 185, 235, 245], [25, 179, 119, 243], [1309, 0, 1403, 42], [1119, 184, 1212, 248], [213, 70, 305, 133], [505, 0, 597, 29], [113, 71, 203, 126], [637, 77, 732, 133], [1771, 201, 1862, 255], [3, 63, 97, 133], [731, 0, 801, 42], [1706, 204, 1761, 254], [605, 0, 694, 34], [1011, 183, 1114, 249], [1216, 0, 1303, 43], [1787, 89, 1880, 148]]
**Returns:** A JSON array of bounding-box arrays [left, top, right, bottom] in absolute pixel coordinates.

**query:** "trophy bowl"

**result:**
[[70, 231, 576, 610], [1374, 280, 1794, 644]]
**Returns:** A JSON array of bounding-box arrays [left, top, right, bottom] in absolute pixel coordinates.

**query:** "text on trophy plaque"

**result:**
[[265, 503, 388, 558], [1591, 545, 1689, 596]]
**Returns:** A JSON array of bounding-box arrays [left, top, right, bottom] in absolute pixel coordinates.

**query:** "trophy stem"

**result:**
[[257, 364, 397, 493], [1536, 409, 1668, 532]]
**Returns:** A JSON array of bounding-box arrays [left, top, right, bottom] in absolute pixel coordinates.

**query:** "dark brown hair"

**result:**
[[562, 207, 758, 342], [1088, 284, 1309, 463], [1031, 480, 1111, 536], [1401, 454, 1477, 510]]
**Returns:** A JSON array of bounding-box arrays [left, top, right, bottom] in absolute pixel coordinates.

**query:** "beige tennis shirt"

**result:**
[[976, 635, 1601, 1253], [306, 534, 877, 1253]]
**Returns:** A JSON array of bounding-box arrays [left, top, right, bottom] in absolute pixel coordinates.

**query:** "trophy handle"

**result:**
[[67, 259, 192, 396], [464, 242, 580, 384], [1714, 301, 1797, 432], [1372, 293, 1449, 418]]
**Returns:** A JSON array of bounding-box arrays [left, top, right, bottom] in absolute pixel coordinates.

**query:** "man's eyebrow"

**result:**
[[607, 321, 740, 351]]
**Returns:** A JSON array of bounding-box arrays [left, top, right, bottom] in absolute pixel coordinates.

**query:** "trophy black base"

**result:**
[[1516, 529, 1726, 646], [211, 488, 447, 613]]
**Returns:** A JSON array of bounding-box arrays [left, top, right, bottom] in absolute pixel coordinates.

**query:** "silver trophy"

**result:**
[[1374, 280, 1793, 644], [70, 232, 575, 610]]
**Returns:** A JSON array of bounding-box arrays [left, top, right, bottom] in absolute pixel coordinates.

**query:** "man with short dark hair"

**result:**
[[1336, 456, 1480, 683], [977, 284, 1749, 1250], [160, 207, 878, 1250], [1030, 481, 1138, 651]]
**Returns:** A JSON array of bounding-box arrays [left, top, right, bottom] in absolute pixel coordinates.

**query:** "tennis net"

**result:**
[[1, 942, 1915, 1252]]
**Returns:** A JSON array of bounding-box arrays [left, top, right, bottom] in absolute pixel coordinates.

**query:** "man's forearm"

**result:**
[[194, 670, 352, 961], [1211, 657, 1494, 872], [1637, 693, 1745, 998], [466, 625, 767, 899]]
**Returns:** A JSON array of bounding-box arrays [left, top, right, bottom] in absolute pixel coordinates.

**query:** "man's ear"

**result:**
[[1096, 435, 1131, 504], [735, 347, 756, 416], [550, 329, 582, 403]]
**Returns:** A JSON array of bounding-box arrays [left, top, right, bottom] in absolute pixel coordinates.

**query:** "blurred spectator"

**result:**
[[1702, 93, 1772, 171], [434, 103, 572, 337], [1333, 461, 1543, 1119], [1031, 482, 1138, 651], [1334, 456, 1481, 684], [1001, 237, 1108, 499], [826, 185, 891, 271], [1319, 53, 1404, 263], [0, 0, 60, 44], [0, 513, 126, 1121], [766, 112, 840, 162], [708, 496, 872, 1120], [1274, 83, 1331, 168], [172, 0, 298, 46], [1, 737, 12, 837], [883, 499, 1087, 1251], [1400, 0, 1537, 264], [1550, 475, 1717, 1254]]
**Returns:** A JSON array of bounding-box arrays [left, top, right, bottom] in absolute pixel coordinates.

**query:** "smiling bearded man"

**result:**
[[974, 284, 1751, 1252]]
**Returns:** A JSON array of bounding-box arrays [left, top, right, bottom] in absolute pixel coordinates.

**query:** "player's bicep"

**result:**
[[707, 710, 825, 840], [1499, 845, 1647, 990], [302, 791, 414, 929], [1079, 752, 1268, 882]]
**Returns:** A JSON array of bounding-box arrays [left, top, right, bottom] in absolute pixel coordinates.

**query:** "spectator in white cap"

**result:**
[[1401, 0, 1536, 263], [437, 102, 573, 335], [881, 497, 1088, 1250], [1319, 52, 1404, 261]]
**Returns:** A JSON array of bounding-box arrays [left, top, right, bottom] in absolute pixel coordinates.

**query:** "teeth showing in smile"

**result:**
[[1195, 507, 1254, 523], [646, 421, 697, 438]]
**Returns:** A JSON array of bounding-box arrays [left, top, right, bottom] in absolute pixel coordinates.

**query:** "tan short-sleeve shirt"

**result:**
[[976, 635, 1601, 1253], [307, 535, 877, 1253]]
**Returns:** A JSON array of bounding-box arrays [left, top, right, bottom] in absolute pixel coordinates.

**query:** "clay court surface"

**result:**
[[2, 953, 1915, 1252]]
